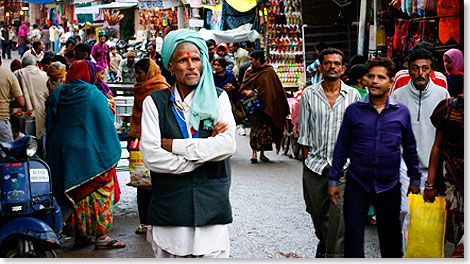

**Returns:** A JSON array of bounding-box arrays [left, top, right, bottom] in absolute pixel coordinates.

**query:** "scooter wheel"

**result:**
[[1, 238, 57, 258]]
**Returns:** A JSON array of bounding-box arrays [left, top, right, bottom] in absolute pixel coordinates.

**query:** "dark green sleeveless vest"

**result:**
[[147, 88, 232, 226]]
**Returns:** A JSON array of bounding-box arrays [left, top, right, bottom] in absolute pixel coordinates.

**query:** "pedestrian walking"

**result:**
[[239, 50, 290, 162], [443, 48, 464, 97], [306, 42, 327, 85], [425, 94, 464, 258], [91, 33, 110, 69], [13, 54, 49, 141], [108, 46, 121, 82], [230, 42, 249, 77], [297, 48, 360, 258], [390, 42, 447, 94], [140, 29, 236, 258], [1, 25, 11, 60], [391, 49, 450, 229], [328, 57, 422, 258], [213, 57, 239, 101], [116, 50, 136, 83], [0, 56, 25, 144], [17, 22, 29, 56], [22, 40, 45, 69], [46, 60, 125, 250], [128, 58, 169, 235]]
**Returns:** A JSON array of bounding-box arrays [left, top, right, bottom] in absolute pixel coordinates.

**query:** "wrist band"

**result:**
[[424, 181, 435, 190]]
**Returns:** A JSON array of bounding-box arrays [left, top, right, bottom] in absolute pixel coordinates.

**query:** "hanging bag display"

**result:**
[[393, 19, 410, 51], [231, 96, 247, 124], [403, 194, 447, 258]]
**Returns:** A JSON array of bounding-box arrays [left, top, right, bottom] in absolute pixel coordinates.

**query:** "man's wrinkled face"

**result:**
[[367, 66, 394, 98], [320, 53, 345, 81], [169, 42, 202, 88], [409, 58, 431, 89]]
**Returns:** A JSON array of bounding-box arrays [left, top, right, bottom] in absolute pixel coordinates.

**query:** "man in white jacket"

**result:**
[[392, 48, 449, 227]]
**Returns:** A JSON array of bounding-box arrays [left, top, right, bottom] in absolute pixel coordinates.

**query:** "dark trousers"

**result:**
[[137, 187, 152, 225], [1, 43, 11, 59], [343, 176, 403, 258]]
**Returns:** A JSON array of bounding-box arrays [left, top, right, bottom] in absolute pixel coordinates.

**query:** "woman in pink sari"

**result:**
[[18, 22, 29, 56]]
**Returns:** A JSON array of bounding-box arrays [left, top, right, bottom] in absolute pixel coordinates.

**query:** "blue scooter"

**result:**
[[0, 136, 62, 257]]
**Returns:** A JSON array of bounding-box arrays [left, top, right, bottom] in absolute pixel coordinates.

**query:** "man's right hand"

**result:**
[[328, 186, 340, 205], [114, 77, 121, 83]]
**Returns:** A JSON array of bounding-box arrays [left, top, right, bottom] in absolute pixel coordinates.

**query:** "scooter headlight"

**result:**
[[26, 138, 38, 157]]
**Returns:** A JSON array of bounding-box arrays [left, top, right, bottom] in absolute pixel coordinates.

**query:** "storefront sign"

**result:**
[[189, 19, 204, 28], [138, 0, 180, 10]]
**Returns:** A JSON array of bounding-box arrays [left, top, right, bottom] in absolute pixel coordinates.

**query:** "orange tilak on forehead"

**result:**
[[187, 52, 191, 58]]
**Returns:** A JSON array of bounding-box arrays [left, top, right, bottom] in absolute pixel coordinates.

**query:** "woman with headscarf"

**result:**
[[17, 22, 29, 56], [443, 48, 464, 97], [128, 58, 169, 235], [46, 60, 125, 250], [240, 50, 290, 163], [95, 65, 116, 113], [216, 42, 235, 71]]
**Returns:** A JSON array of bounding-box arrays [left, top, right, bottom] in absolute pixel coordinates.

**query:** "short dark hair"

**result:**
[[217, 45, 226, 52], [32, 40, 42, 49], [41, 56, 52, 66], [33, 24, 38, 29], [412, 41, 435, 54], [408, 48, 433, 64], [248, 50, 266, 64], [231, 42, 240, 48], [368, 57, 397, 79], [319, 48, 345, 65], [214, 57, 227, 69], [205, 39, 216, 48], [65, 38, 76, 48], [45, 50, 55, 58], [349, 55, 367, 66], [135, 58, 151, 73], [51, 55, 68, 70], [74, 43, 91, 56], [109, 46, 116, 51], [347, 64, 368, 86]]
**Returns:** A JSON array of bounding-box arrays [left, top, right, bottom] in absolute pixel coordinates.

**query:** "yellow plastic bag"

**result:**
[[127, 139, 152, 187], [404, 194, 447, 258]]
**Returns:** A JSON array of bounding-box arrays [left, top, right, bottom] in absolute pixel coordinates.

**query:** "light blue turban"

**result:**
[[161, 29, 218, 131]]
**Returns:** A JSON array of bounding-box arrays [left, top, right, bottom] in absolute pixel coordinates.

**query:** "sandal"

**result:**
[[135, 224, 148, 234], [260, 156, 270, 162], [73, 236, 95, 249], [95, 236, 126, 250]]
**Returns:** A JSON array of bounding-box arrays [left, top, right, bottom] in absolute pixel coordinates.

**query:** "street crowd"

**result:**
[[0, 23, 464, 258]]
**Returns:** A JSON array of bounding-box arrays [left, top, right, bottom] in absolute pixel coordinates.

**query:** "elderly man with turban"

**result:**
[[46, 61, 66, 94], [140, 29, 236, 258], [46, 60, 124, 250]]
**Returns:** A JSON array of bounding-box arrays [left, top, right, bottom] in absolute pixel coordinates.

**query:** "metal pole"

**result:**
[[357, 0, 367, 55]]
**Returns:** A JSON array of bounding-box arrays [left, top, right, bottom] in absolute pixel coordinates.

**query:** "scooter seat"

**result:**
[[0, 136, 29, 150]]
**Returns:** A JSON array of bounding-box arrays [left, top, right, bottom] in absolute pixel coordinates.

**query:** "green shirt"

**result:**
[[352, 84, 368, 99]]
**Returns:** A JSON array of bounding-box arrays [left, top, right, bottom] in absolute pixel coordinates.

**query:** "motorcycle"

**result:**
[[0, 136, 62, 258]]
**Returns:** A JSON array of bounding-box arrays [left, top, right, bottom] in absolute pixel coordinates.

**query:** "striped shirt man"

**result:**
[[298, 81, 361, 174]]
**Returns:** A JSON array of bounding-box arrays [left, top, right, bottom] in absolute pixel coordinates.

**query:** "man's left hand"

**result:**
[[161, 138, 173, 152], [211, 122, 228, 137], [408, 184, 420, 194]]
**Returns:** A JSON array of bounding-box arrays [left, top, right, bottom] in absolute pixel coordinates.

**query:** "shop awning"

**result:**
[[76, 2, 137, 14], [22, 0, 56, 4], [199, 23, 260, 43]]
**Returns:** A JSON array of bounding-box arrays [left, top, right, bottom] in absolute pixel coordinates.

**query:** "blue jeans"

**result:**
[[1, 43, 11, 59], [108, 71, 117, 82], [343, 176, 403, 257]]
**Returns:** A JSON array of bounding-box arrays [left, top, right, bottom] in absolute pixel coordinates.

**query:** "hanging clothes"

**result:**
[[437, 0, 460, 44]]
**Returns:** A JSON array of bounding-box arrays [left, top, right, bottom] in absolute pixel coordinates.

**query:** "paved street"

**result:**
[[56, 133, 382, 258]]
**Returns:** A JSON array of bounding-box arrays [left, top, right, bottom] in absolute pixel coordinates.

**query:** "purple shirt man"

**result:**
[[327, 95, 421, 192], [91, 35, 110, 69]]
